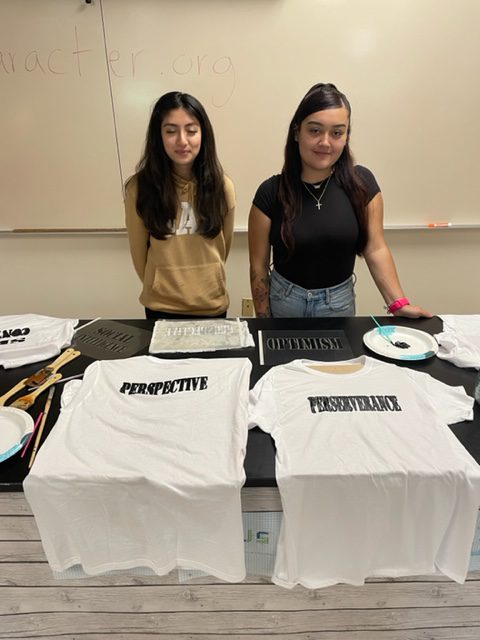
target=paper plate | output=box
[0,407,34,463]
[363,326,438,361]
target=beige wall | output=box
[0,229,478,319]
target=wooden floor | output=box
[1,490,480,639]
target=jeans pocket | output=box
[269,273,288,301]
[329,281,355,312]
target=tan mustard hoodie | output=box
[125,174,235,315]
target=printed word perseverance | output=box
[308,395,402,413]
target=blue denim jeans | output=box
[269,269,356,318]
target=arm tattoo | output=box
[250,268,271,317]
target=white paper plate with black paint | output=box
[363,326,438,361]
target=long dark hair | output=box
[278,83,369,254]
[127,91,228,240]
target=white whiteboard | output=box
[1,0,479,230]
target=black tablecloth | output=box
[1,316,478,490]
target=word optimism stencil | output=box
[258,330,353,366]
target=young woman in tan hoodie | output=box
[125,91,235,319]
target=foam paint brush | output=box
[25,348,80,388]
[9,374,62,411]
[370,316,410,349]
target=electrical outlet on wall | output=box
[242,298,254,317]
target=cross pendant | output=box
[316,202,322,210]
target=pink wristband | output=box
[387,297,410,314]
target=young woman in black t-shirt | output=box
[248,83,431,319]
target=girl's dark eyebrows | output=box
[162,121,198,128]
[305,120,347,128]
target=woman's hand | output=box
[393,304,433,319]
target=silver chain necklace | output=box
[302,173,332,210]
